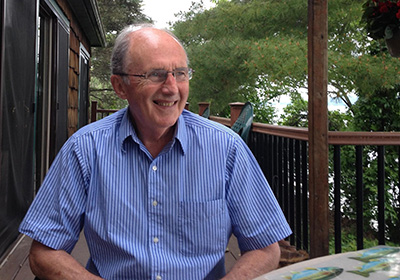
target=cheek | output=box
[137,79,151,88]
[180,84,190,98]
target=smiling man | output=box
[19,25,291,280]
[110,27,190,158]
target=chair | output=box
[201,106,210,119]
[231,102,253,143]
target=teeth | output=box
[158,102,175,107]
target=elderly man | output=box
[20,24,291,280]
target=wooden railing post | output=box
[91,101,97,123]
[308,0,329,258]
[198,102,210,116]
[229,102,245,127]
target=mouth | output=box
[154,101,177,107]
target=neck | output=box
[140,127,175,158]
[130,115,176,158]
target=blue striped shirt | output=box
[19,108,291,279]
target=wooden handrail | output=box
[91,101,119,123]
[209,115,400,146]
[328,131,400,146]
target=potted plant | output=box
[361,0,400,56]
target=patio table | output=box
[254,245,400,280]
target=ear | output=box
[111,75,128,100]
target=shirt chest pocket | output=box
[179,199,227,256]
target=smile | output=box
[155,101,176,107]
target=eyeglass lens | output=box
[147,68,192,83]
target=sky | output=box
[142,0,215,28]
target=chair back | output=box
[231,102,253,143]
[201,106,210,119]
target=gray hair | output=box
[110,24,188,77]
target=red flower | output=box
[379,3,389,13]
[397,0,400,6]
[397,9,400,18]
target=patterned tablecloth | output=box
[254,246,400,280]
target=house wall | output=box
[0,0,37,259]
[0,0,96,260]
[56,0,91,136]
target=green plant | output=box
[361,0,400,39]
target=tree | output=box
[90,0,151,109]
[172,0,400,247]
[351,87,400,243]
[171,0,400,120]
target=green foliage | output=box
[348,87,400,244]
[172,0,308,117]
[279,92,308,127]
[328,110,352,131]
[278,92,351,130]
[352,86,400,131]
[329,226,400,254]
[89,0,151,109]
[172,0,400,119]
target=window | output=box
[34,0,69,190]
[78,44,90,128]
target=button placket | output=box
[148,159,165,280]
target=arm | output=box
[222,242,280,280]
[29,240,104,280]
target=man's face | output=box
[113,29,189,137]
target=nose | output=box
[162,73,178,92]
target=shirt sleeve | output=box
[225,137,292,252]
[19,135,89,253]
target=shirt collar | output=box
[175,112,188,155]
[118,108,187,155]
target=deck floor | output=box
[0,234,240,280]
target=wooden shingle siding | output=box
[55,0,92,136]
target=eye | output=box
[175,70,186,77]
[148,70,164,77]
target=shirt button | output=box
[152,165,157,171]
[156,276,162,280]
[153,237,159,243]
[152,200,158,206]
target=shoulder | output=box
[61,108,127,153]
[73,108,126,138]
[181,109,240,139]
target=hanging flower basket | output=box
[386,27,400,57]
[362,0,400,56]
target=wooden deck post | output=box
[308,0,329,258]
[229,102,244,127]
[91,101,97,123]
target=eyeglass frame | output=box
[114,67,194,83]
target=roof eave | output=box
[66,0,106,47]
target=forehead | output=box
[127,29,187,70]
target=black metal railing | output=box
[245,122,400,254]
[248,132,309,251]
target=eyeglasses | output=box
[115,67,193,83]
